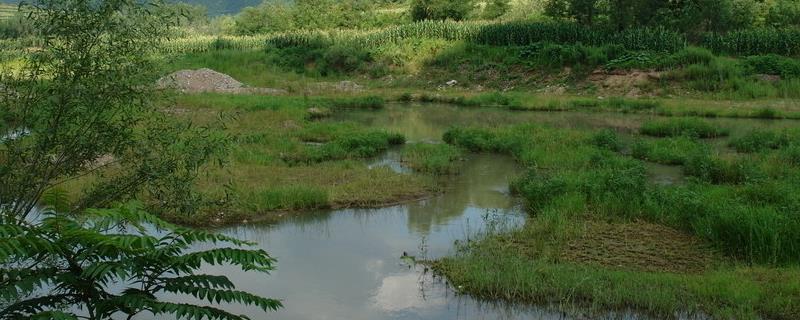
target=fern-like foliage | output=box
[0,202,282,320]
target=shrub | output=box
[744,54,800,79]
[318,45,372,75]
[410,0,475,21]
[640,118,729,138]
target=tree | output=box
[410,0,475,21]
[0,0,228,223]
[0,0,280,318]
[0,203,282,320]
[482,0,510,20]
[544,0,602,25]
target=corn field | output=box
[473,22,686,52]
[266,21,687,52]
[264,20,489,49]
[703,28,800,56]
[0,4,16,20]
[159,35,272,54]
[157,21,800,57]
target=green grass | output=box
[729,129,800,153]
[105,92,438,225]
[435,121,800,318]
[443,123,800,264]
[401,143,462,175]
[631,136,709,165]
[243,185,329,212]
[640,118,729,138]
[434,250,800,319]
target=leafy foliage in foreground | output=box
[0,203,281,320]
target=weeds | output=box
[631,136,708,165]
[729,129,796,153]
[640,118,729,138]
[401,143,463,175]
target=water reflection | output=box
[147,104,785,319]
[146,153,539,320]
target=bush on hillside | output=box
[410,0,475,21]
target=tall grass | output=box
[729,129,799,153]
[443,123,800,265]
[631,136,709,165]
[244,185,329,212]
[639,118,729,138]
[401,143,462,175]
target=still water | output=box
[144,153,593,320]
[150,104,793,319]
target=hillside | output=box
[0,0,262,15]
[170,0,262,15]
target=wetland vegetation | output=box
[3,0,800,319]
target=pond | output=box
[152,104,797,319]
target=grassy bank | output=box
[58,93,440,226]
[432,120,800,318]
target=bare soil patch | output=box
[588,69,663,97]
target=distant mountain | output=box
[0,1,265,16]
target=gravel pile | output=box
[157,68,286,95]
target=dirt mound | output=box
[158,68,286,95]
[588,69,662,97]
[561,221,715,274]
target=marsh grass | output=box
[729,129,799,153]
[433,249,800,319]
[443,123,800,263]
[436,121,800,318]
[244,185,329,212]
[400,143,463,175]
[162,93,439,224]
[683,153,763,185]
[631,136,709,165]
[640,118,729,138]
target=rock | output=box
[446,80,458,87]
